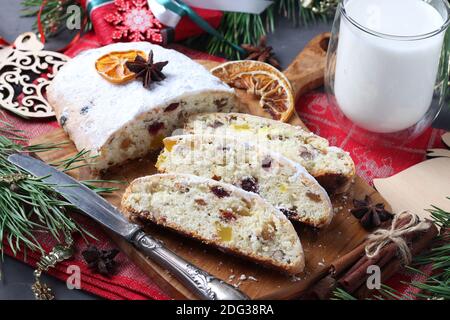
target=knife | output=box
[8,154,249,300]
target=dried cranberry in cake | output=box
[147,121,164,135]
[241,176,259,193]
[194,198,207,206]
[220,209,236,222]
[214,98,228,111]
[120,137,132,150]
[212,175,222,181]
[261,156,272,168]
[306,191,321,202]
[164,102,179,112]
[210,186,230,198]
[280,207,298,219]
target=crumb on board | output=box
[228,274,258,287]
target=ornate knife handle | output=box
[131,230,249,300]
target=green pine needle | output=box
[21,0,90,37]
[331,288,357,300]
[0,117,119,256]
[206,0,333,59]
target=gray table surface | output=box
[0,0,449,300]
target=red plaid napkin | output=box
[3,32,444,299]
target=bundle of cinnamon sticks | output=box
[305,214,438,299]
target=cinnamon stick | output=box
[302,275,337,300]
[339,244,397,293]
[333,217,411,278]
[354,222,438,298]
[330,242,366,277]
[310,216,438,299]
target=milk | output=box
[334,0,445,133]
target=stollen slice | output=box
[184,113,355,194]
[121,173,305,274]
[156,134,333,228]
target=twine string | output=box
[365,211,431,265]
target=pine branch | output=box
[0,116,119,256]
[207,0,335,59]
[332,288,357,300]
[207,12,269,59]
[21,0,90,38]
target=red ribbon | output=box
[37,0,47,44]
[0,37,9,46]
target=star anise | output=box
[351,195,393,230]
[125,50,168,88]
[241,36,281,69]
[82,245,119,277]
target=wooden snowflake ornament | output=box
[0,32,69,118]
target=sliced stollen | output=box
[156,134,333,227]
[47,42,237,172]
[184,113,355,194]
[121,173,305,274]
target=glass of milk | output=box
[325,0,450,144]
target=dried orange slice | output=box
[211,60,294,122]
[95,50,146,84]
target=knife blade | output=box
[7,153,249,300]
[8,153,139,239]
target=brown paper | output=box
[442,132,450,148]
[373,157,450,224]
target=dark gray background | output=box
[0,0,448,300]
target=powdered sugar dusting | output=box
[47,42,233,152]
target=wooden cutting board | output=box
[31,34,388,300]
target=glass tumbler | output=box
[325,0,450,145]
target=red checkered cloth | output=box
[3,32,445,300]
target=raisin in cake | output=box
[121,173,304,274]
[47,42,236,172]
[156,134,333,227]
[184,113,355,194]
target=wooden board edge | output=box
[106,230,197,300]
